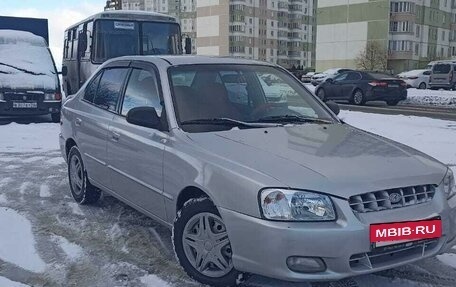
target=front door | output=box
[106,63,168,220]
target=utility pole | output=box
[104,0,122,11]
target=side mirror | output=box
[61,66,68,77]
[326,78,334,83]
[126,107,162,129]
[185,37,192,54]
[326,101,340,115]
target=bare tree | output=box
[355,41,388,71]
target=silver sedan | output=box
[59,56,456,286]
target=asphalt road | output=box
[338,101,456,121]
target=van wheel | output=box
[350,89,365,105]
[51,112,60,123]
[67,146,101,205]
[173,197,246,287]
[418,82,426,89]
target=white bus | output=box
[62,10,186,95]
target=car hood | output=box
[185,124,447,198]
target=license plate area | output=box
[388,84,399,88]
[370,219,442,248]
[13,102,37,108]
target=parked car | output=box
[429,61,456,90]
[311,68,352,86]
[0,30,61,122]
[315,70,407,106]
[60,56,455,287]
[398,69,430,89]
[301,71,315,83]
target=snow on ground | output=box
[140,274,173,287]
[0,123,59,153]
[0,207,46,273]
[50,235,83,261]
[403,88,456,108]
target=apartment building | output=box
[316,0,456,73]
[118,0,317,69]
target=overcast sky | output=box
[3,0,104,68]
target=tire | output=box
[67,146,101,205]
[316,88,326,101]
[350,89,365,105]
[386,99,400,106]
[173,197,245,287]
[418,82,426,89]
[51,112,61,123]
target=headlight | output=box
[260,189,336,221]
[443,169,456,200]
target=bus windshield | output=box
[93,20,181,63]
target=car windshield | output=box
[433,64,451,74]
[93,20,181,62]
[169,64,337,133]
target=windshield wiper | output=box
[181,118,280,129]
[255,115,333,125]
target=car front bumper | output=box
[220,194,456,282]
[0,100,61,116]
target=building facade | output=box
[117,0,317,70]
[316,0,456,73]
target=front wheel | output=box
[173,197,245,287]
[316,88,326,101]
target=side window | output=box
[83,72,102,103]
[121,68,162,116]
[334,73,348,81]
[423,70,431,76]
[93,68,129,111]
[346,72,362,81]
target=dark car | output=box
[315,71,407,106]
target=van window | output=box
[93,68,129,111]
[121,69,162,116]
[433,64,451,74]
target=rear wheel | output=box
[316,88,326,101]
[51,112,60,123]
[418,82,426,89]
[67,146,101,205]
[350,89,365,105]
[173,197,245,287]
[386,99,401,106]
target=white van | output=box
[429,61,456,90]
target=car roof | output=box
[109,55,274,67]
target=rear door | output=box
[340,72,363,100]
[106,61,168,220]
[75,63,130,188]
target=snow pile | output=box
[0,276,30,287]
[0,207,46,273]
[401,88,456,108]
[0,30,58,91]
[0,123,60,153]
[140,274,173,287]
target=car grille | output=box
[349,185,436,213]
[5,92,44,101]
[349,239,439,271]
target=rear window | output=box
[433,64,451,74]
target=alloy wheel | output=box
[69,155,84,196]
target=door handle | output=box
[111,131,120,142]
[75,118,82,126]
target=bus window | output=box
[142,22,181,55]
[93,20,140,63]
[70,28,78,59]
